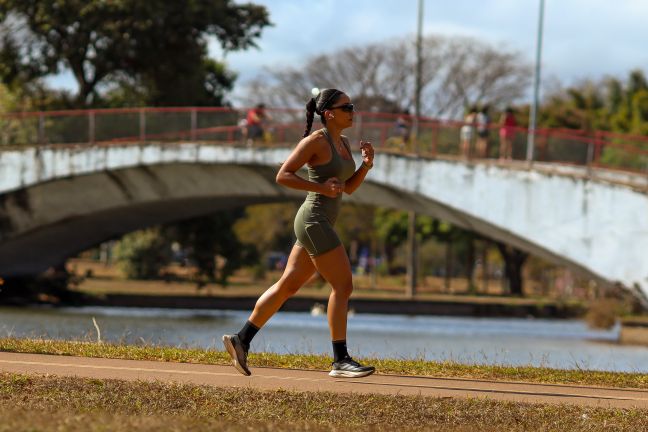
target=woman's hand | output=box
[360,140,374,167]
[320,177,344,198]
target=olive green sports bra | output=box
[303,128,356,223]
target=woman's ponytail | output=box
[303,97,317,137]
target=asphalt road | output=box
[1,352,647,409]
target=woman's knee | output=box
[331,281,353,298]
[276,273,307,297]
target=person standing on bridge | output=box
[498,107,517,160]
[460,106,478,158]
[245,103,270,146]
[223,88,376,378]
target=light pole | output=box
[526,0,545,163]
[407,0,424,298]
[412,0,424,152]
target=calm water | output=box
[2,305,648,373]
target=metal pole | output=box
[412,0,424,153]
[88,111,95,144]
[406,0,424,298]
[38,114,45,145]
[406,210,418,298]
[190,108,197,141]
[139,109,146,143]
[526,0,545,163]
[586,141,594,178]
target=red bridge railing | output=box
[1,106,647,177]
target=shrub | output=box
[114,229,170,279]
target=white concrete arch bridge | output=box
[0,107,646,301]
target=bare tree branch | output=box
[240,34,531,119]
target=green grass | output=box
[622,315,648,325]
[2,337,648,389]
[1,372,647,432]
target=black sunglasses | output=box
[328,103,355,113]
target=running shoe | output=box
[222,334,251,376]
[329,356,375,378]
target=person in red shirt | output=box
[498,107,517,160]
[245,103,268,145]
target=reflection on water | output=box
[1,305,647,373]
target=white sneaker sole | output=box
[328,369,375,378]
[222,335,251,376]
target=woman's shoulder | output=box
[298,129,328,150]
[306,129,328,143]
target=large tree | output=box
[164,211,258,287]
[495,242,529,296]
[538,69,648,169]
[540,69,648,135]
[0,0,271,106]
[234,203,298,258]
[241,35,531,119]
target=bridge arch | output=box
[0,143,647,300]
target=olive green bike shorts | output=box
[294,204,341,257]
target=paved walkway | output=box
[1,352,648,409]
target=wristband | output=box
[362,161,373,170]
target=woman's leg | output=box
[310,244,353,341]
[248,244,316,328]
[461,138,470,159]
[223,244,315,376]
[476,137,487,158]
[312,244,375,377]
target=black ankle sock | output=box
[332,340,349,362]
[237,320,260,351]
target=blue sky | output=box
[50,0,648,101]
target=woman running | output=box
[223,88,376,378]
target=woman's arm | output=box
[344,164,371,194]
[344,140,375,195]
[276,135,343,198]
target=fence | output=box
[1,106,647,176]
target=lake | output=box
[1,305,647,373]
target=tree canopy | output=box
[538,69,648,168]
[0,0,271,107]
[241,34,531,118]
[540,70,648,134]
